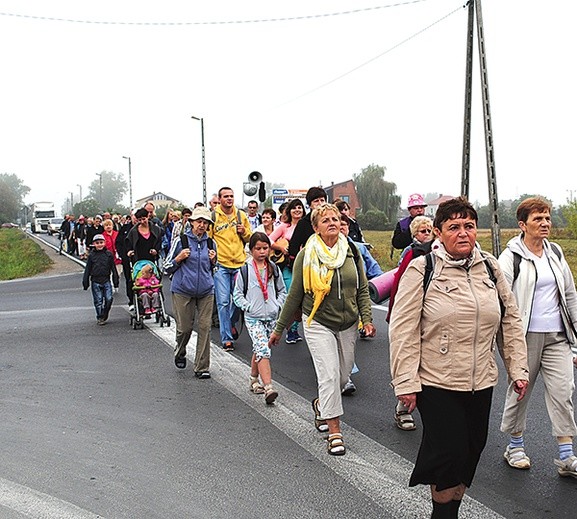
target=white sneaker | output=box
[504,445,531,469]
[554,455,577,478]
[128,305,135,312]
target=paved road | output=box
[3,233,573,518]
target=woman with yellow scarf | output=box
[269,204,376,455]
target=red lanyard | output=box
[252,261,269,301]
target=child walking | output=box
[233,232,287,404]
[83,234,119,325]
[133,263,161,314]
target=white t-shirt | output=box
[527,250,563,333]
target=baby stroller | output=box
[129,259,171,330]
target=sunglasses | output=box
[418,229,432,234]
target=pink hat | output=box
[407,193,427,208]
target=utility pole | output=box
[460,0,501,256]
[122,156,133,209]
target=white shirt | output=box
[527,250,563,333]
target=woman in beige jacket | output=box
[389,196,529,519]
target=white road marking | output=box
[0,477,104,518]
[149,321,505,519]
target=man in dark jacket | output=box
[83,234,119,325]
[116,212,137,307]
[391,193,427,250]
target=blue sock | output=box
[509,435,524,449]
[558,443,574,461]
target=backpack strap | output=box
[423,253,435,297]
[512,251,522,285]
[240,264,249,298]
[550,242,562,261]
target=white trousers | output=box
[303,315,358,420]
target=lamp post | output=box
[96,172,102,209]
[122,156,133,209]
[77,184,82,203]
[191,115,207,205]
[70,192,74,213]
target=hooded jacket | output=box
[164,228,215,298]
[232,258,287,320]
[498,235,577,353]
[208,205,251,269]
[389,247,529,396]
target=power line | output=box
[0,1,429,26]
[277,3,466,106]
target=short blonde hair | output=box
[410,216,433,237]
[103,218,113,229]
[311,203,339,229]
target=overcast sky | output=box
[1,0,575,213]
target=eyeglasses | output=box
[418,229,432,234]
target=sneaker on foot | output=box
[554,455,577,478]
[194,371,211,379]
[504,445,531,469]
[285,331,297,344]
[342,379,356,396]
[223,342,234,352]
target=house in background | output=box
[324,180,361,217]
[425,194,456,218]
[134,192,180,211]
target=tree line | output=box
[2,168,576,238]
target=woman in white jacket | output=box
[499,196,577,478]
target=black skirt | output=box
[409,385,493,491]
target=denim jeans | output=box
[213,265,240,345]
[91,281,113,319]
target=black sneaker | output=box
[194,371,211,379]
[223,342,234,352]
[174,356,187,369]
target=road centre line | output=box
[148,322,505,519]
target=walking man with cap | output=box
[391,193,428,251]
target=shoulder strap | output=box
[550,242,562,261]
[240,264,249,297]
[512,251,522,284]
[423,253,435,296]
[347,239,360,265]
[480,252,505,317]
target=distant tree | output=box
[356,209,389,231]
[87,171,127,213]
[73,198,100,218]
[562,201,577,238]
[353,164,400,225]
[0,173,30,223]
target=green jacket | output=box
[274,245,373,333]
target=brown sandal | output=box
[311,398,329,432]
[264,384,278,405]
[327,433,346,456]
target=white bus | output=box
[29,202,56,233]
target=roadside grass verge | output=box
[0,229,53,280]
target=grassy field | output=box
[0,228,53,280]
[364,228,577,279]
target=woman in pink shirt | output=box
[268,198,305,343]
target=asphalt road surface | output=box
[1,233,574,518]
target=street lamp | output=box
[191,115,207,205]
[122,156,133,209]
[77,184,82,203]
[95,172,102,209]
